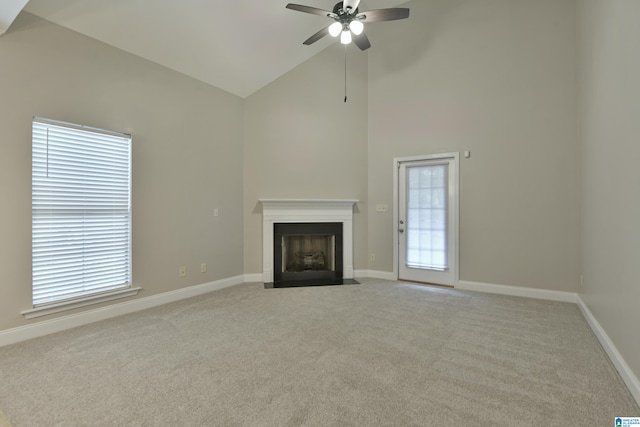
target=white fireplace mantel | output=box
[259,199,358,283]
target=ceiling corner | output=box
[0,0,29,35]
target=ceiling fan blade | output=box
[352,32,371,51]
[286,4,337,19]
[357,8,410,22]
[303,27,330,45]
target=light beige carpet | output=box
[0,279,638,426]
[0,410,13,427]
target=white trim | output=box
[456,280,577,303]
[21,287,142,319]
[259,199,359,208]
[353,269,368,279]
[243,273,263,283]
[1,276,244,347]
[393,153,460,286]
[359,270,397,281]
[33,116,131,138]
[576,295,640,405]
[259,199,358,283]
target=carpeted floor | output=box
[0,410,12,427]
[0,279,638,426]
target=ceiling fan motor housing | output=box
[333,2,359,19]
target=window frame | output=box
[24,117,139,318]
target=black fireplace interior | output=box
[269,222,358,288]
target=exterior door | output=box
[396,154,458,286]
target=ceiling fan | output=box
[286,0,410,51]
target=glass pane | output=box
[405,164,448,271]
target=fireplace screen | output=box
[282,234,335,273]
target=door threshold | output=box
[398,279,454,289]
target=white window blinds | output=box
[32,117,132,307]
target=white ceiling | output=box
[0,0,28,35]
[12,0,406,98]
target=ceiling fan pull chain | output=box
[344,44,348,103]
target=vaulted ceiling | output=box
[2,0,405,97]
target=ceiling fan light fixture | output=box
[340,29,352,45]
[286,2,410,51]
[328,22,342,37]
[349,20,364,35]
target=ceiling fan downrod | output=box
[285,1,410,102]
[344,44,348,103]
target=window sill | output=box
[21,287,142,320]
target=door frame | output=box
[393,152,460,285]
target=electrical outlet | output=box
[201,263,207,273]
[369,254,375,262]
[179,266,186,278]
[214,208,219,217]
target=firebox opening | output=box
[273,222,344,285]
[282,234,335,273]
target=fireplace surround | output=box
[259,199,358,285]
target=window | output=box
[406,164,448,271]
[31,117,132,307]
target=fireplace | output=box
[259,199,358,286]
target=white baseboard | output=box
[456,280,577,303]
[358,270,397,281]
[0,275,245,348]
[357,274,579,303]
[576,295,640,406]
[243,273,263,283]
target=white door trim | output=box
[393,153,460,285]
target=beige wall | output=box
[243,44,369,276]
[577,0,640,382]
[0,13,244,330]
[367,0,579,291]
